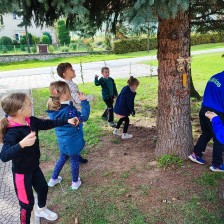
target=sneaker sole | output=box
[188,155,204,165]
[34,213,58,221]
[48,176,62,187]
[209,166,224,172]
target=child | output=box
[205,111,224,172]
[113,76,139,139]
[0,92,77,223]
[46,81,90,190]
[188,71,224,172]
[57,62,92,164]
[94,66,118,127]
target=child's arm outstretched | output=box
[0,132,36,162]
[94,75,101,86]
[32,116,78,131]
[77,92,90,122]
[205,111,224,144]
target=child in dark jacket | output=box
[205,111,224,172]
[0,93,77,224]
[94,66,118,127]
[113,76,139,139]
[47,81,90,190]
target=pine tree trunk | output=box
[25,25,31,53]
[156,10,193,159]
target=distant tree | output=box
[0,36,13,50]
[41,35,50,44]
[57,20,70,45]
[43,32,52,44]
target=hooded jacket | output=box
[0,116,68,174]
[47,100,90,156]
[114,85,136,116]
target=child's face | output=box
[20,97,32,117]
[63,66,76,80]
[130,84,138,92]
[101,69,110,78]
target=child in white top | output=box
[57,62,92,164]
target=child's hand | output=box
[78,92,87,101]
[19,131,36,148]
[68,117,79,126]
[205,111,218,121]
[95,75,99,78]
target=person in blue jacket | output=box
[46,81,90,190]
[0,92,78,223]
[113,76,139,139]
[188,71,224,172]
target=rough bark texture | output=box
[156,11,193,159]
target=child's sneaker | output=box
[109,122,117,127]
[113,128,122,136]
[122,133,133,139]
[48,176,62,187]
[188,153,205,165]
[35,206,58,221]
[209,164,224,172]
[71,180,82,190]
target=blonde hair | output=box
[47,81,70,111]
[0,92,27,143]
[127,76,139,86]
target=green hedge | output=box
[113,33,224,54]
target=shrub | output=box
[33,35,40,44]
[60,46,69,52]
[48,45,54,53]
[69,43,77,51]
[57,20,70,45]
[41,35,50,44]
[0,36,13,51]
[31,45,37,53]
[2,46,8,53]
[43,32,52,44]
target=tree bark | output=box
[156,10,193,159]
[25,25,31,53]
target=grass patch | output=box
[157,154,183,167]
[195,172,224,186]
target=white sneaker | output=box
[48,176,62,187]
[35,206,58,221]
[71,180,82,190]
[113,128,122,136]
[122,133,133,139]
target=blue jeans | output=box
[52,153,79,182]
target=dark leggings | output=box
[13,167,48,224]
[116,116,129,133]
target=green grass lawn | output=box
[32,51,224,224]
[0,42,223,72]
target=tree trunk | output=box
[25,25,31,53]
[156,10,193,159]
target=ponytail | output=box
[47,81,70,111]
[127,76,139,86]
[0,117,9,143]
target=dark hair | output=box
[0,92,27,143]
[57,63,72,78]
[47,81,70,111]
[101,66,109,73]
[127,76,139,86]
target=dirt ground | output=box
[40,118,224,224]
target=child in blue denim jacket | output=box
[46,81,90,189]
